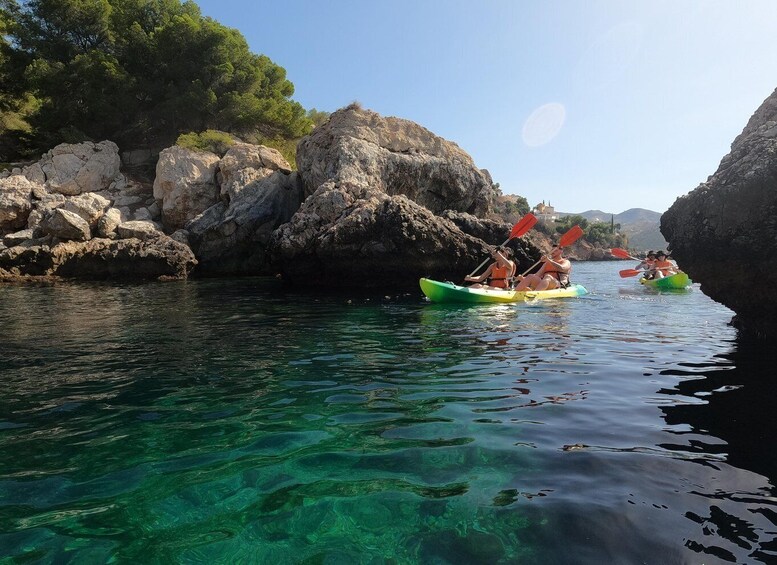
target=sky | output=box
[196,0,777,214]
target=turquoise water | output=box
[1,262,776,563]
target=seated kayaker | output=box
[651,250,677,279]
[514,245,571,291]
[464,247,515,289]
[635,250,656,279]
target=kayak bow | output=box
[420,278,588,304]
[639,272,692,289]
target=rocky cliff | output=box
[662,88,777,339]
[0,141,196,280]
[1,105,537,287]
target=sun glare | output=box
[522,102,566,147]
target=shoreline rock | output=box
[662,87,777,340]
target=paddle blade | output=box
[509,213,538,239]
[619,269,643,278]
[610,248,634,259]
[559,225,584,247]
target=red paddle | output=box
[466,213,538,278]
[519,224,584,277]
[619,268,645,278]
[610,248,639,261]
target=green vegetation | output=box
[553,214,627,248]
[176,130,235,156]
[490,183,531,224]
[0,0,316,160]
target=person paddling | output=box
[464,247,516,289]
[514,245,571,291]
[635,250,657,279]
[651,250,677,279]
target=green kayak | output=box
[419,278,588,304]
[639,272,692,289]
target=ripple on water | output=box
[3,267,775,563]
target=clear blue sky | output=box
[197,0,777,214]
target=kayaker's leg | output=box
[534,275,558,292]
[515,274,540,290]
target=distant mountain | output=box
[558,208,668,252]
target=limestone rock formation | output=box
[187,170,303,274]
[153,146,220,230]
[0,140,192,280]
[42,209,91,241]
[270,182,493,287]
[271,105,504,287]
[0,236,196,280]
[28,140,121,195]
[296,104,497,215]
[662,87,777,339]
[0,175,34,231]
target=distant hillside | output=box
[557,208,668,252]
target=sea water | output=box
[1,262,775,563]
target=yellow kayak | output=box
[419,278,588,304]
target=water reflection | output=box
[660,337,777,563]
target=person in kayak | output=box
[464,247,516,289]
[635,250,657,278]
[514,245,571,291]
[651,250,677,279]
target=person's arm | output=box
[465,263,494,283]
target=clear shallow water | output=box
[1,262,776,564]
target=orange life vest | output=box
[655,259,674,276]
[489,264,511,288]
[543,260,570,286]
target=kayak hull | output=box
[419,278,588,304]
[639,272,692,289]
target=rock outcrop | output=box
[296,104,496,215]
[153,146,220,230]
[0,237,196,280]
[662,88,777,339]
[270,182,495,287]
[270,105,504,287]
[0,141,194,280]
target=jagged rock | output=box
[41,208,91,241]
[187,170,303,273]
[0,175,35,232]
[170,229,190,245]
[34,141,121,195]
[662,87,777,339]
[296,104,497,216]
[219,142,292,189]
[441,210,536,269]
[96,207,126,239]
[62,193,111,228]
[117,220,164,241]
[153,146,220,230]
[51,238,196,279]
[0,236,196,279]
[133,207,152,221]
[269,182,491,288]
[3,228,35,247]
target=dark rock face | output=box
[0,236,197,280]
[662,88,777,339]
[270,183,494,288]
[187,171,304,274]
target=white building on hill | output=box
[533,201,558,223]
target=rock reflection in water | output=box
[660,338,777,563]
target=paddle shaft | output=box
[466,213,538,279]
[518,224,584,278]
[467,237,513,278]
